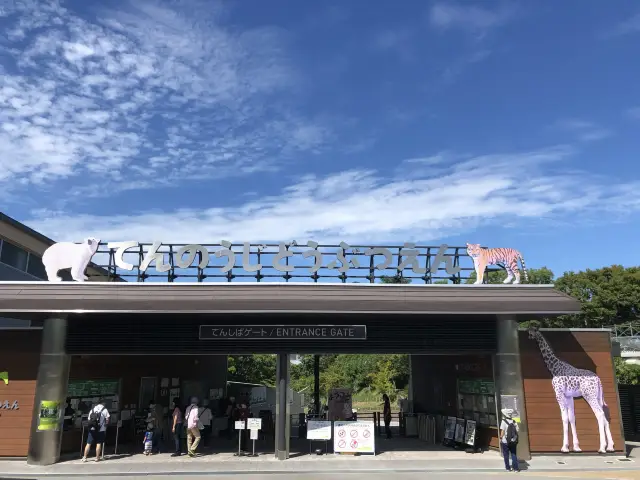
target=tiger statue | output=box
[466,243,529,285]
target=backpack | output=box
[506,421,519,446]
[88,405,104,430]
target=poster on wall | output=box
[444,416,457,440]
[500,395,521,423]
[333,421,375,454]
[37,401,62,431]
[464,420,477,446]
[328,388,353,421]
[454,418,466,443]
[307,420,332,440]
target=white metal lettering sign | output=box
[234,420,246,430]
[333,421,375,454]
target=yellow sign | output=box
[0,372,7,385]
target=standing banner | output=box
[454,418,466,443]
[444,416,456,440]
[464,419,477,446]
[333,421,375,454]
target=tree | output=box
[553,266,640,328]
[614,358,640,385]
[465,266,555,285]
[380,274,411,284]
[227,355,277,386]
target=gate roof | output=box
[0,282,581,319]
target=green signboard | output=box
[458,379,495,395]
[67,380,119,398]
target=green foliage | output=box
[289,354,409,405]
[553,266,640,328]
[227,355,277,386]
[614,358,640,385]
[465,266,555,285]
[380,275,411,284]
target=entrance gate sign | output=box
[199,325,367,340]
[334,421,375,454]
[105,241,463,279]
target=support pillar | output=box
[313,355,320,415]
[275,353,290,461]
[27,317,70,466]
[495,315,531,460]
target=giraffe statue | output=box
[528,327,614,453]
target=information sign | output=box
[333,421,375,454]
[67,380,119,398]
[247,418,262,430]
[235,420,246,430]
[250,429,258,440]
[307,420,332,440]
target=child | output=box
[143,423,154,455]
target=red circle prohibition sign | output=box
[350,440,358,449]
[338,440,346,448]
[350,430,358,438]
[338,429,346,438]
[363,430,371,438]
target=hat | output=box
[501,408,513,419]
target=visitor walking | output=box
[500,408,520,472]
[382,394,392,439]
[170,398,183,457]
[185,397,202,457]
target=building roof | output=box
[0,282,581,319]
[0,211,120,281]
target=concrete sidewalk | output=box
[0,451,636,478]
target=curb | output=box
[2,466,639,478]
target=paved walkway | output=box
[0,449,636,478]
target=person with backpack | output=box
[185,397,202,457]
[500,408,520,472]
[82,398,110,462]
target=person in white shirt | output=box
[82,399,110,462]
[499,408,520,472]
[199,399,213,448]
[185,397,201,457]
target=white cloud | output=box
[553,119,612,143]
[607,13,640,37]
[627,107,640,119]
[0,0,334,193]
[428,3,516,34]
[23,145,640,244]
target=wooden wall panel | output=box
[520,330,625,453]
[0,330,41,457]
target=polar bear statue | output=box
[41,237,100,282]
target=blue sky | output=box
[1,0,640,279]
